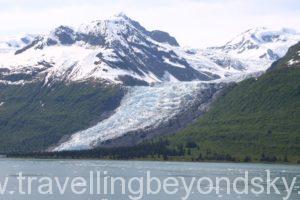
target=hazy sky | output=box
[1,0,300,47]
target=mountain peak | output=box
[14,13,180,53]
[113,12,131,20]
[227,27,299,46]
[211,27,300,58]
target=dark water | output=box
[0,158,299,199]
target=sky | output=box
[0,0,300,47]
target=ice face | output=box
[53,81,217,151]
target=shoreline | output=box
[5,154,299,165]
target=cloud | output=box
[0,0,299,47]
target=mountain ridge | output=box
[1,14,299,86]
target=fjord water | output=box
[0,159,299,199]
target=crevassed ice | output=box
[53,81,214,151]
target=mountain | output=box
[0,14,220,86]
[1,16,299,86]
[52,26,300,151]
[0,14,300,153]
[148,42,300,163]
[205,27,300,72]
[44,42,300,162]
[26,53,300,162]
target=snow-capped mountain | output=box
[0,14,221,86]
[1,14,300,152]
[205,27,300,73]
[2,15,299,86]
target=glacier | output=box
[53,80,226,151]
[53,70,263,151]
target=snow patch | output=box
[162,71,179,82]
[163,57,186,68]
[288,59,299,66]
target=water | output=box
[0,158,299,199]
